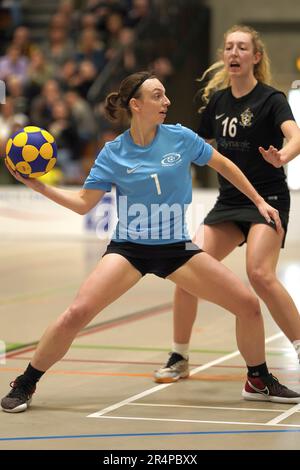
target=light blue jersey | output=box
[84,124,213,244]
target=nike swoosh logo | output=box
[127,164,142,174]
[215,113,225,120]
[247,380,270,396]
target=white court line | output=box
[98,415,300,428]
[87,331,284,418]
[128,402,294,413]
[267,403,300,425]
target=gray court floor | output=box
[1,238,300,450]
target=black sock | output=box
[22,363,45,386]
[247,362,269,378]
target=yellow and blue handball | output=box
[5,126,57,178]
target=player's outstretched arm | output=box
[5,159,105,215]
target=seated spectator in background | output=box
[25,49,54,101]
[118,27,137,73]
[57,59,78,91]
[150,56,173,84]
[71,59,98,98]
[126,0,151,28]
[104,10,125,58]
[65,89,97,144]
[80,12,98,31]
[48,99,82,184]
[75,28,107,72]
[30,79,62,129]
[41,26,74,75]
[6,75,28,115]
[11,26,37,58]
[0,44,28,84]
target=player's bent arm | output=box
[280,120,300,164]
[207,149,282,232]
[37,185,106,215]
[207,148,263,206]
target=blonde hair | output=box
[198,25,271,108]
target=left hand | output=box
[259,145,284,168]
[256,199,283,235]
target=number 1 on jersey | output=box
[151,173,162,195]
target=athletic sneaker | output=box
[153,352,189,383]
[1,376,36,413]
[242,374,300,404]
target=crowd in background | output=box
[0,0,174,184]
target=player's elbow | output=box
[76,205,89,216]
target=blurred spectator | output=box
[25,49,54,101]
[65,89,97,143]
[126,0,151,28]
[76,28,106,72]
[0,0,22,31]
[11,26,37,57]
[0,96,28,156]
[41,27,74,75]
[104,11,124,57]
[6,75,27,114]
[49,13,71,32]
[113,26,137,72]
[58,59,78,90]
[48,99,83,184]
[80,12,98,31]
[65,89,98,174]
[30,79,62,128]
[0,44,28,84]
[71,59,98,98]
[150,56,173,83]
[57,0,82,32]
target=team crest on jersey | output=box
[239,108,254,128]
[161,153,182,166]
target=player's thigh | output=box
[168,252,256,315]
[194,222,244,260]
[74,253,142,314]
[246,224,282,275]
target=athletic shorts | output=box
[204,202,289,248]
[103,240,203,278]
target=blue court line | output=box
[1,429,300,441]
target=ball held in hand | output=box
[5,126,57,178]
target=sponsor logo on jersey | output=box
[127,164,143,174]
[161,153,182,166]
[215,113,225,120]
[239,107,254,127]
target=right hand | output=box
[4,158,45,192]
[256,198,283,236]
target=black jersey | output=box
[198,82,295,206]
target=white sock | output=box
[172,342,189,360]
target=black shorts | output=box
[103,240,203,278]
[204,202,289,248]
